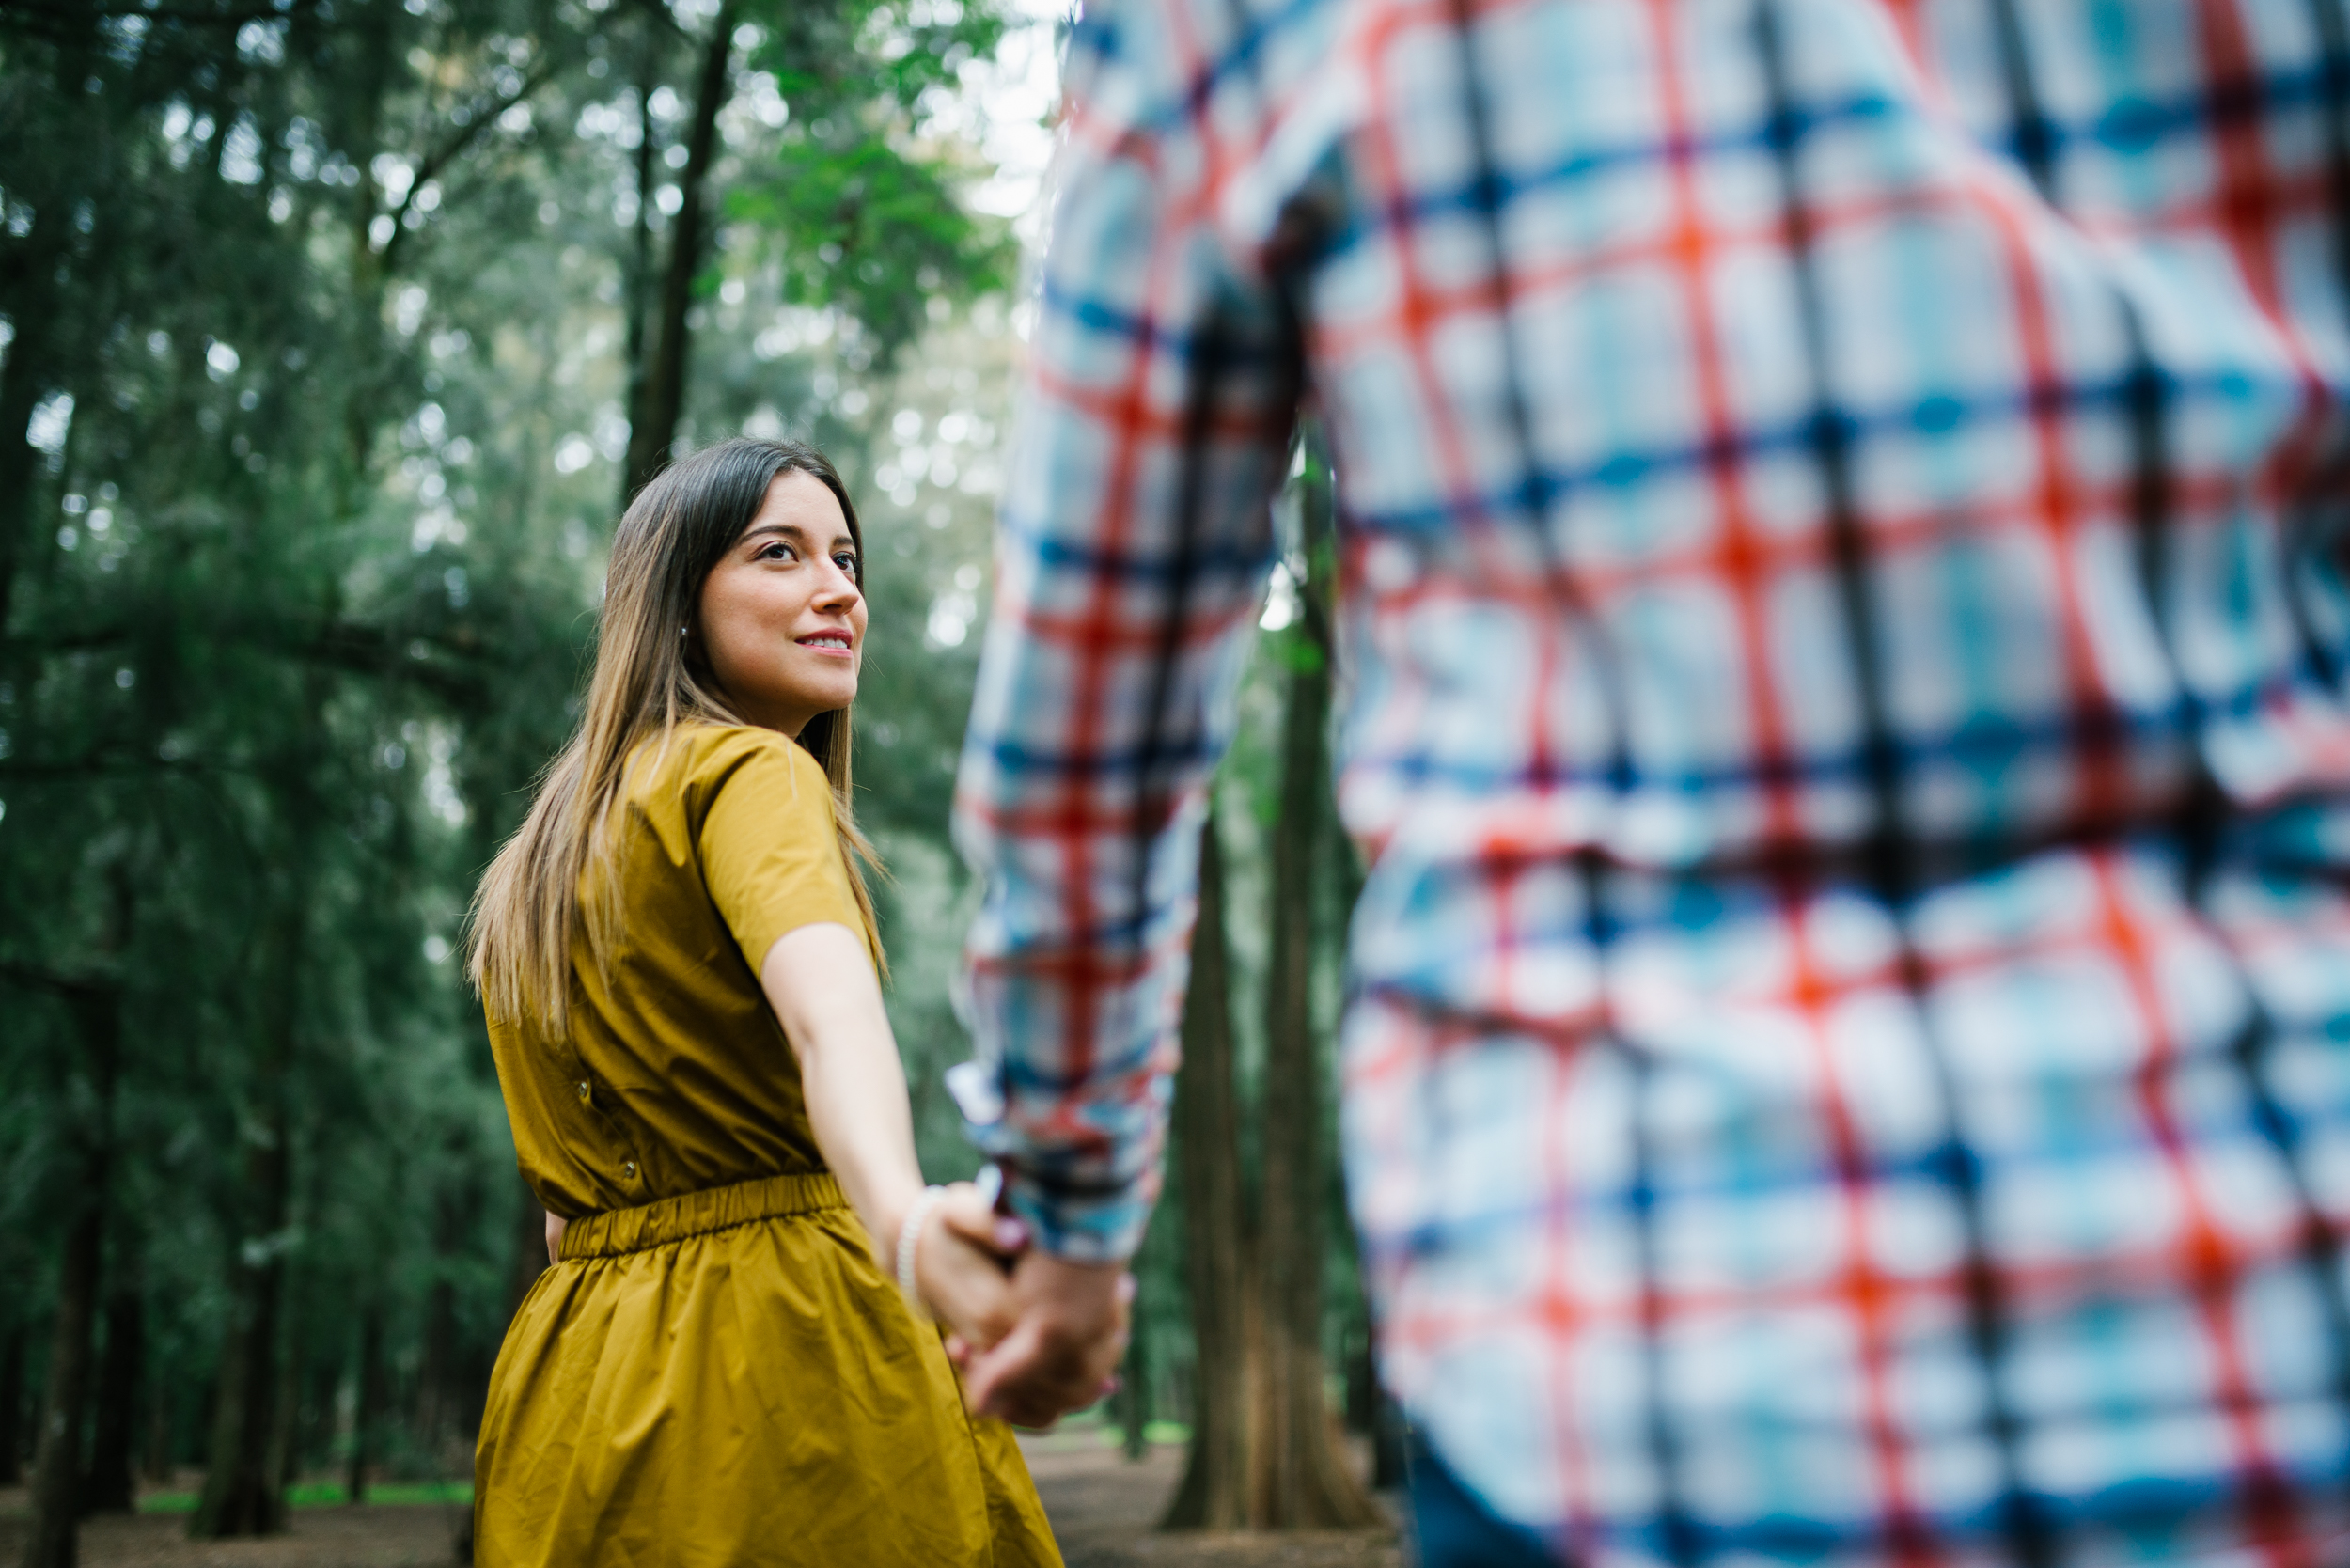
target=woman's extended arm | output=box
[760,921,1020,1346]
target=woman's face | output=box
[696,469,867,738]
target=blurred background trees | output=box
[0,0,1388,1558]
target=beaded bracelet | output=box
[896,1184,948,1317]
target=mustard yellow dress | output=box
[474,723,1060,1567]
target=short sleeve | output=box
[698,738,870,977]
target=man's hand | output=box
[958,1251,1132,1428]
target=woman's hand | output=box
[913,1183,1027,1357]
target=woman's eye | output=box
[759,542,795,562]
[835,555,859,579]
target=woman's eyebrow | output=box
[740,521,855,551]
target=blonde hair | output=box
[469,438,885,1040]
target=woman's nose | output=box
[813,559,861,606]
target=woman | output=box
[467,438,1060,1566]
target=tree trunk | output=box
[142,1374,174,1486]
[1161,813,1254,1529]
[337,0,398,479]
[24,979,122,1568]
[1120,1324,1152,1462]
[412,1166,473,1468]
[25,1205,102,1568]
[0,11,96,638]
[191,902,301,1539]
[1248,429,1383,1530]
[1345,1320,1407,1492]
[189,1118,289,1538]
[268,1290,306,1493]
[1324,507,1401,1498]
[0,244,61,635]
[0,1325,24,1487]
[80,1262,142,1514]
[344,1309,382,1506]
[620,1,739,498]
[414,1282,456,1464]
[618,14,663,515]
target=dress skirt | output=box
[474,1172,1061,1566]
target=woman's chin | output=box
[784,680,857,718]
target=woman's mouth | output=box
[798,634,854,656]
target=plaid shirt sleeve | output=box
[952,0,2350,1555]
[948,3,1301,1262]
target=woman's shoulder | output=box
[644,723,830,827]
[674,721,820,770]
[629,722,818,785]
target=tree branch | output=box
[376,53,569,276]
[1,619,492,704]
[0,1,290,33]
[299,621,489,706]
[0,958,121,999]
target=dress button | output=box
[622,1161,637,1180]
[576,1081,590,1103]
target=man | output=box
[952,1,2350,1563]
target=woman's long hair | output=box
[469,437,885,1040]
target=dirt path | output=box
[0,1443,1404,1566]
[0,1503,465,1568]
[1026,1442,1402,1568]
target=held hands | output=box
[909,1183,1029,1353]
[958,1253,1132,1428]
[758,926,1126,1426]
[907,1191,1132,1428]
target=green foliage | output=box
[0,0,620,1506]
[731,0,1015,365]
[139,1480,474,1513]
[734,134,1010,362]
[753,0,1008,125]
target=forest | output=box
[0,0,1392,1561]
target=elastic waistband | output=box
[559,1171,846,1261]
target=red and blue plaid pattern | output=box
[954,0,2350,1560]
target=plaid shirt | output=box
[953,0,2350,1560]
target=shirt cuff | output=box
[946,1060,1153,1263]
[998,1165,1152,1264]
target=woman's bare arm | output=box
[760,921,1021,1346]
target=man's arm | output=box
[952,0,1303,1273]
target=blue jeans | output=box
[1406,1435,1563,1567]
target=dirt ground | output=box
[0,1440,1406,1567]
[1025,1442,1402,1568]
